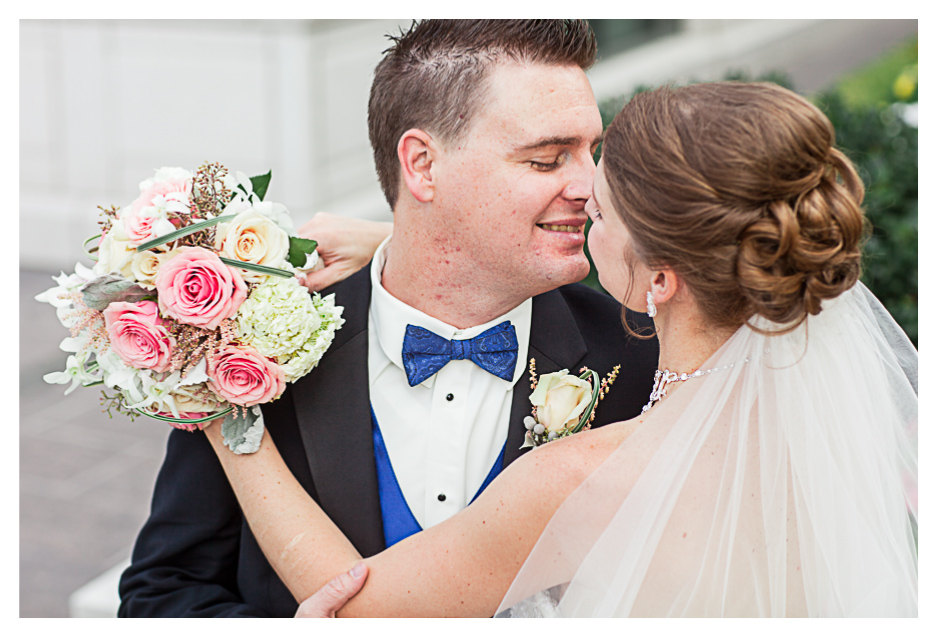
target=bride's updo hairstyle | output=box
[602,82,866,333]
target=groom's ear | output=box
[397,129,437,204]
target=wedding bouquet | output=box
[37,163,344,454]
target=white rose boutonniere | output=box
[521,360,621,449]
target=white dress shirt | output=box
[368,237,531,529]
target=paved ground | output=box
[20,268,171,617]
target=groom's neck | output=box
[380,229,528,330]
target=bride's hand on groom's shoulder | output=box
[295,562,369,618]
[296,212,392,292]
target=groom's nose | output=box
[562,152,596,204]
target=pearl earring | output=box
[646,291,657,318]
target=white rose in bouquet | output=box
[215,209,291,280]
[95,220,136,278]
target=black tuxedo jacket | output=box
[118,267,658,617]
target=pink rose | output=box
[131,177,191,216]
[208,345,285,406]
[155,247,247,330]
[103,300,175,372]
[159,413,213,432]
[123,210,175,246]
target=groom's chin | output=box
[561,255,591,284]
[530,252,591,292]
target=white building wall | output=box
[20,19,916,271]
[20,19,407,271]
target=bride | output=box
[201,81,918,617]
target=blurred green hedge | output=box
[585,45,918,346]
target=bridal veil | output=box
[497,282,917,617]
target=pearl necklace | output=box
[641,357,750,414]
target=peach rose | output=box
[157,384,223,431]
[102,300,175,372]
[155,247,247,330]
[131,248,180,290]
[215,209,290,270]
[208,345,285,406]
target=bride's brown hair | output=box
[602,82,866,333]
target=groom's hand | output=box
[295,562,369,618]
[296,212,392,292]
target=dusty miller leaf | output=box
[80,275,154,310]
[221,407,265,454]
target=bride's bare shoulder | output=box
[509,418,642,496]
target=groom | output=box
[119,19,658,617]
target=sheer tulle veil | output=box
[497,282,917,617]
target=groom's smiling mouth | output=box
[538,224,580,233]
[536,220,586,234]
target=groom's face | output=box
[432,62,603,297]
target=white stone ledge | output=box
[68,558,128,618]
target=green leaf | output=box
[571,370,600,435]
[218,257,294,278]
[287,237,319,268]
[80,275,155,310]
[135,214,235,252]
[250,171,272,202]
[136,406,233,425]
[82,234,101,262]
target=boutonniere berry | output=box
[521,359,621,449]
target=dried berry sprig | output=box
[97,205,121,236]
[100,388,137,420]
[192,161,233,219]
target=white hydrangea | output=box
[237,277,321,359]
[277,292,345,383]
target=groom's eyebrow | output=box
[514,133,604,152]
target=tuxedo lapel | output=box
[290,267,385,557]
[503,288,588,466]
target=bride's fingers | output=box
[299,263,352,292]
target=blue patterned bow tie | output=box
[401,321,519,387]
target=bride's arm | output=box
[296,213,393,292]
[203,420,609,617]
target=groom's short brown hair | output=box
[368,19,597,209]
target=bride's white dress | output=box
[497,283,918,617]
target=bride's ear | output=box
[648,269,679,307]
[397,129,437,204]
